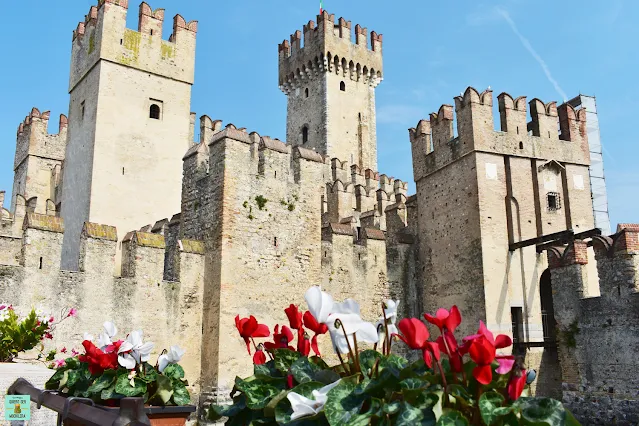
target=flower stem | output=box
[338,321,357,375]
[353,334,361,374]
[381,303,391,356]
[436,358,449,406]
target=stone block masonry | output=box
[547,226,639,425]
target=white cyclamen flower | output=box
[326,313,378,355]
[97,321,118,350]
[118,330,154,369]
[288,380,341,420]
[382,300,400,323]
[304,287,334,323]
[375,320,398,343]
[158,345,186,373]
[332,299,360,316]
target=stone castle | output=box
[0,1,636,424]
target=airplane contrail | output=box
[496,7,568,102]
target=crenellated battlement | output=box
[14,108,68,170]
[69,0,198,90]
[410,86,591,182]
[278,10,383,92]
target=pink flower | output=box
[67,308,78,318]
[71,349,80,356]
[49,316,55,323]
[60,347,67,353]
[44,333,53,340]
[53,359,66,368]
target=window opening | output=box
[547,192,561,211]
[150,29,154,35]
[302,126,309,144]
[305,88,309,98]
[519,142,524,149]
[540,269,556,344]
[39,257,43,270]
[274,237,278,247]
[122,167,125,175]
[80,101,85,119]
[150,104,161,120]
[511,307,524,354]
[340,81,346,91]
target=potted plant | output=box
[45,322,194,425]
[208,287,581,425]
[0,303,77,425]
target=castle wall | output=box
[0,219,206,402]
[548,229,639,425]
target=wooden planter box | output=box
[63,404,196,426]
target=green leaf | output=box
[313,369,341,385]
[162,363,185,380]
[395,402,425,426]
[171,379,191,406]
[383,401,401,415]
[208,395,247,421]
[400,378,429,390]
[479,391,506,425]
[254,360,281,378]
[234,377,281,410]
[517,397,567,426]
[291,357,322,384]
[65,369,82,389]
[273,349,302,374]
[100,384,125,401]
[87,370,116,394]
[447,385,474,406]
[146,374,173,406]
[324,376,367,426]
[45,368,67,389]
[380,354,408,377]
[274,381,325,424]
[138,363,159,383]
[436,409,470,426]
[359,350,382,372]
[115,373,147,397]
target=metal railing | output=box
[7,378,175,426]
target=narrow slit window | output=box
[150,29,154,36]
[340,81,346,91]
[80,101,85,120]
[39,257,43,270]
[305,88,309,98]
[302,126,309,144]
[274,237,278,247]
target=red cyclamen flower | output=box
[253,349,267,365]
[424,306,461,334]
[303,311,328,356]
[235,315,270,354]
[436,330,463,373]
[79,340,120,375]
[297,330,311,356]
[285,304,303,330]
[463,321,514,384]
[264,325,295,351]
[507,367,527,401]
[396,318,440,368]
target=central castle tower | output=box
[279,11,383,171]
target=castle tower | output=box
[279,11,383,171]
[410,88,598,396]
[11,109,67,218]
[60,0,197,272]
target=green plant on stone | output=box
[255,195,268,210]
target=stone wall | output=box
[547,226,639,425]
[0,216,206,403]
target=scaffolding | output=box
[568,95,612,236]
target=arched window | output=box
[150,104,161,120]
[302,126,309,144]
[340,81,346,92]
[305,88,309,98]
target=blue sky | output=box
[1,0,637,229]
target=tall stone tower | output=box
[278,11,383,171]
[409,88,597,396]
[60,0,197,271]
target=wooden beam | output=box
[509,229,574,251]
[536,228,602,253]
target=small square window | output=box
[547,192,561,211]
